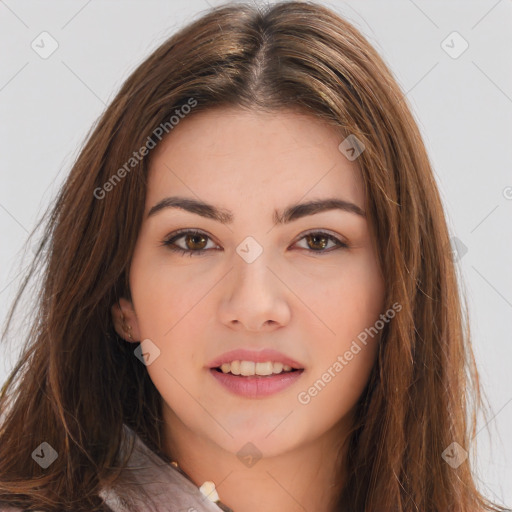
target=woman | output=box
[0,1,507,511]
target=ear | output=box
[111,297,141,343]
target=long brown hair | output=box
[0,1,506,511]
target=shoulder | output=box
[99,424,223,512]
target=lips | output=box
[207,348,304,370]
[210,367,305,398]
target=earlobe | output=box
[111,297,141,342]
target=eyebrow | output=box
[147,196,366,224]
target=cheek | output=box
[130,248,205,333]
[129,253,215,378]
[295,251,384,398]
[297,347,376,435]
[290,250,385,341]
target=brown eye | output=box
[305,233,329,251]
[184,232,208,250]
[161,229,216,257]
[294,231,347,253]
[162,229,348,257]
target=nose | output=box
[218,248,291,332]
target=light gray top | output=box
[0,424,225,512]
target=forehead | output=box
[146,107,365,215]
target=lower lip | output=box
[209,368,305,398]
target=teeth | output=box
[240,361,256,376]
[230,360,241,375]
[218,360,297,376]
[273,362,284,373]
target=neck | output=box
[161,405,351,512]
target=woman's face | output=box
[114,107,385,458]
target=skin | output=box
[112,107,386,512]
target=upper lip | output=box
[207,348,304,369]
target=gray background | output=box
[1,0,511,506]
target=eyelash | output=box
[160,229,349,257]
